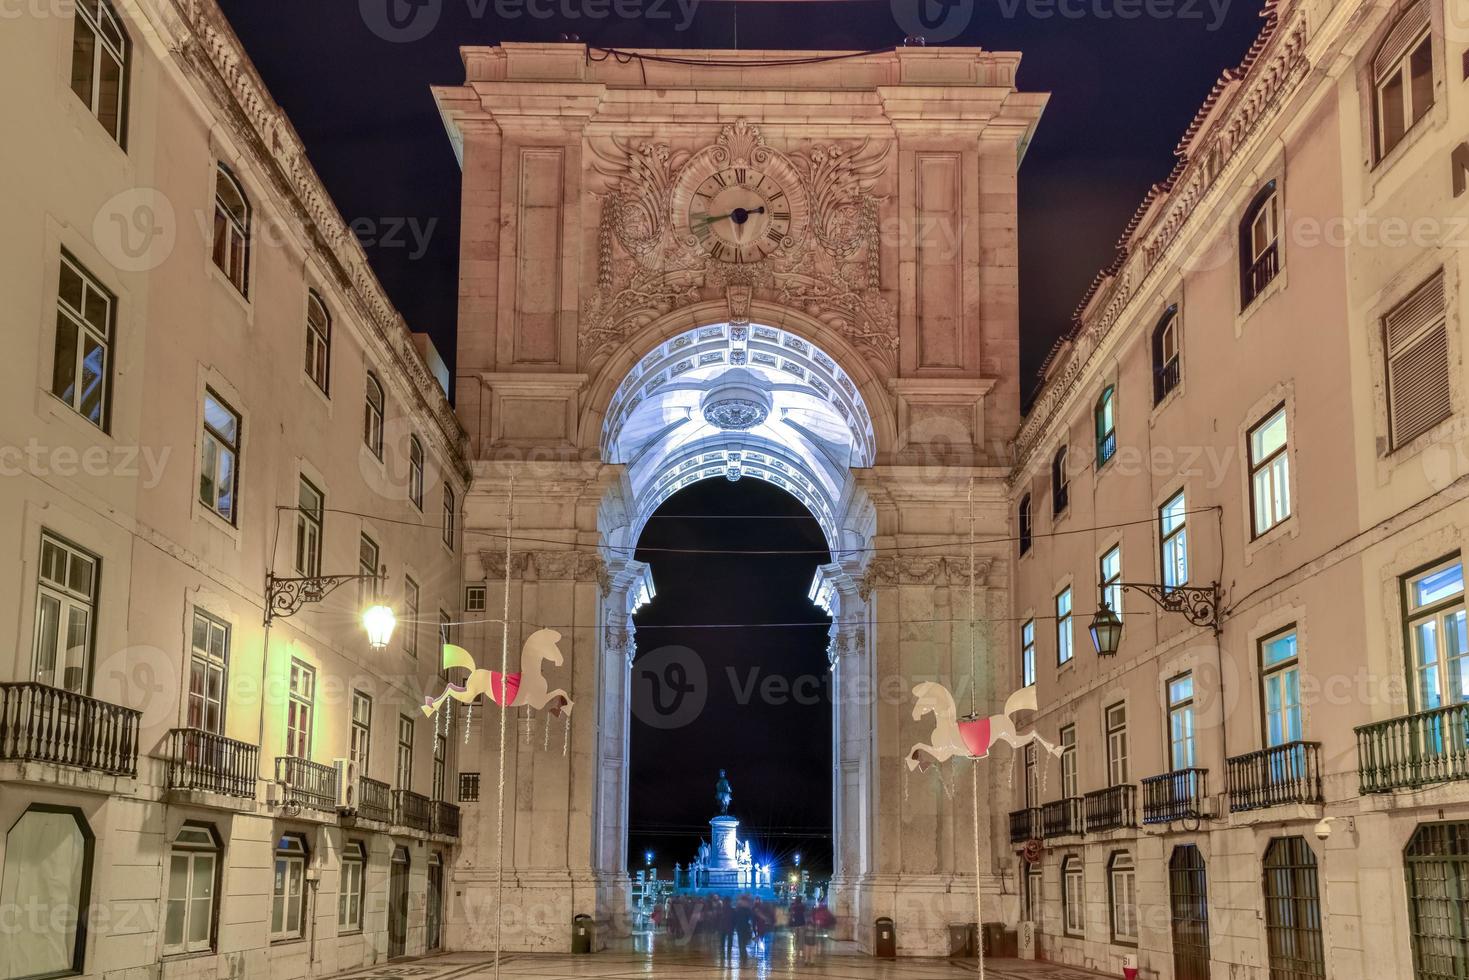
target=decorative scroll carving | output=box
[478,550,609,594]
[858,556,995,599]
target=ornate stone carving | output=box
[858,556,995,599]
[585,119,895,367]
[478,550,610,594]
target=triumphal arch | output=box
[433,43,1045,955]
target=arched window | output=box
[1240,181,1279,308]
[69,0,129,143]
[1373,0,1433,160]
[1262,836,1325,979]
[305,291,331,394]
[1152,306,1181,404]
[1095,387,1117,466]
[1018,494,1032,555]
[1051,446,1070,516]
[1108,851,1138,944]
[364,373,385,458]
[212,166,251,296]
[270,834,309,942]
[1062,855,1084,937]
[408,435,425,509]
[0,805,94,977]
[1407,822,1469,978]
[164,823,220,955]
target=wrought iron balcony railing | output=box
[1141,768,1209,824]
[166,728,258,799]
[1154,357,1181,403]
[1041,797,1085,838]
[395,789,432,833]
[1243,241,1279,306]
[358,777,393,823]
[1008,807,1041,844]
[0,682,140,776]
[1357,705,1469,793]
[1083,784,1137,832]
[432,800,461,838]
[275,756,338,811]
[1226,741,1322,812]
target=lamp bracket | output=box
[265,569,383,625]
[1119,582,1221,632]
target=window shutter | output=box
[1386,271,1451,447]
[1374,1,1430,81]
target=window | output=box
[0,806,94,978]
[1018,494,1033,556]
[1108,852,1138,944]
[271,835,308,942]
[1055,588,1073,666]
[1385,270,1450,449]
[53,254,113,429]
[1152,306,1181,404]
[1060,724,1078,799]
[1099,545,1122,620]
[33,532,98,693]
[1249,406,1291,536]
[1168,673,1196,770]
[1240,181,1279,307]
[397,715,414,790]
[350,691,372,773]
[1261,628,1303,747]
[1160,490,1189,590]
[286,660,314,759]
[465,585,486,612]
[294,477,323,577]
[1095,387,1117,466]
[403,576,420,657]
[1106,702,1129,786]
[442,483,456,549]
[195,390,242,525]
[1025,864,1043,924]
[1169,846,1212,980]
[1373,1,1433,160]
[1407,558,1467,711]
[439,610,452,651]
[69,0,128,142]
[338,841,365,933]
[364,373,385,458]
[358,534,379,608]
[305,292,331,394]
[1062,856,1085,937]
[409,436,425,509]
[212,166,250,296]
[432,724,447,801]
[1262,837,1326,979]
[188,610,229,734]
[1052,446,1070,515]
[1023,743,1039,807]
[164,825,219,955]
[1406,822,1469,980]
[1021,619,1036,688]
[459,772,481,802]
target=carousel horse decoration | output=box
[906,682,1060,772]
[422,628,574,719]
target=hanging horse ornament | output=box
[422,628,575,719]
[905,683,1060,772]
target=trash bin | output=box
[948,922,977,957]
[572,914,593,954]
[982,922,1017,958]
[875,917,896,959]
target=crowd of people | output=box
[652,893,837,962]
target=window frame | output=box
[69,0,130,145]
[1055,587,1073,666]
[294,477,324,577]
[163,823,221,956]
[1167,672,1196,771]
[1239,181,1280,308]
[1403,555,1467,713]
[270,834,309,943]
[1372,5,1434,162]
[338,840,366,934]
[32,530,99,694]
[52,252,115,430]
[1384,270,1450,450]
[1021,619,1036,688]
[1060,723,1078,799]
[1,804,96,976]
[1152,305,1181,404]
[465,585,486,612]
[442,483,456,550]
[1106,701,1129,787]
[199,388,242,525]
[305,291,331,395]
[1052,446,1070,516]
[1107,851,1139,946]
[1018,494,1033,556]
[358,533,380,608]
[1260,626,1304,748]
[350,690,372,774]
[187,608,230,736]
[212,165,251,297]
[1099,544,1122,621]
[397,714,415,791]
[1062,856,1085,938]
[408,436,425,510]
[285,659,315,760]
[403,575,420,658]
[1247,404,1292,538]
[1160,490,1189,591]
[1095,386,1117,467]
[364,373,385,459]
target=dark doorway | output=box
[427,852,444,952]
[388,846,409,958]
[628,478,834,882]
[1169,844,1211,980]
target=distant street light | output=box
[644,850,654,867]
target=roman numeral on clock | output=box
[734,168,747,185]
[766,227,784,244]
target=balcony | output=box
[1141,768,1209,824]
[1041,798,1085,838]
[165,728,258,799]
[1226,741,1322,812]
[357,776,393,823]
[1243,241,1279,306]
[1083,784,1136,832]
[432,800,461,839]
[1357,705,1469,793]
[1009,807,1041,844]
[275,756,338,812]
[0,682,140,777]
[1154,357,1181,403]
[395,789,432,833]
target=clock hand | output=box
[690,206,767,228]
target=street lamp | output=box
[1087,582,1221,657]
[645,850,654,868]
[265,564,395,649]
[362,603,397,650]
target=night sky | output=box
[213,0,1270,877]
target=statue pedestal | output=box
[706,815,748,889]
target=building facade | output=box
[1006,0,1469,977]
[0,2,468,979]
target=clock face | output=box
[686,166,792,263]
